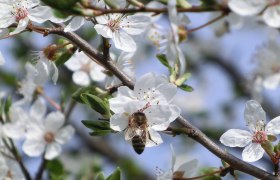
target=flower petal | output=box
[266,116,280,135]
[121,14,151,35]
[94,24,113,38]
[242,143,264,162]
[145,105,171,129]
[34,60,49,85]
[110,113,129,131]
[64,16,85,32]
[72,71,90,86]
[23,138,45,157]
[262,6,280,28]
[28,6,52,23]
[89,64,106,82]
[178,159,198,178]
[146,127,163,147]
[263,74,280,89]
[55,125,75,144]
[112,31,136,52]
[44,111,65,132]
[30,98,46,121]
[45,142,62,160]
[3,122,27,139]
[244,100,266,132]
[228,0,266,16]
[10,17,29,35]
[220,129,252,147]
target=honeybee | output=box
[125,111,154,154]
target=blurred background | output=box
[0,1,279,179]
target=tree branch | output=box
[21,24,275,179]
[82,5,230,16]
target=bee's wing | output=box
[124,127,146,142]
[124,128,137,141]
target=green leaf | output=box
[200,0,217,7]
[90,130,112,136]
[177,0,191,8]
[106,167,121,180]
[179,84,193,92]
[95,172,106,180]
[80,93,111,118]
[82,120,110,130]
[4,96,12,115]
[156,54,172,72]
[47,159,67,180]
[82,120,112,136]
[41,0,81,10]
[175,72,191,86]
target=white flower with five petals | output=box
[22,99,75,160]
[220,100,280,162]
[0,0,52,34]
[228,0,280,28]
[65,51,106,86]
[94,13,151,52]
[109,72,181,124]
[4,98,48,139]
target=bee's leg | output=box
[148,131,158,145]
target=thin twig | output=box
[188,12,228,33]
[83,5,230,16]
[35,156,47,180]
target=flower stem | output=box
[188,12,228,33]
[7,139,32,180]
[35,156,47,180]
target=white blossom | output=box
[254,40,280,90]
[110,101,169,147]
[32,49,59,85]
[228,0,280,28]
[220,100,280,162]
[0,0,53,34]
[149,0,189,74]
[157,145,198,180]
[94,13,151,52]
[65,51,106,86]
[22,99,74,160]
[110,72,181,123]
[3,98,48,139]
[105,52,135,88]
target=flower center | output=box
[252,131,267,144]
[107,19,121,32]
[43,45,57,61]
[14,8,28,21]
[44,132,55,143]
[80,61,92,73]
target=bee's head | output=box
[133,112,147,125]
